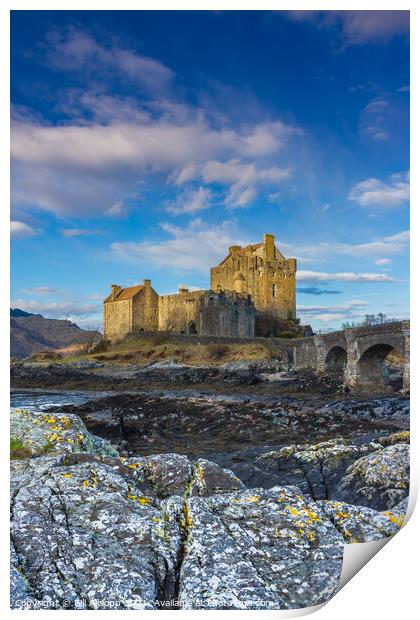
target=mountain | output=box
[10,309,102,358]
[10,308,34,318]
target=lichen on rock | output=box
[253,437,381,500]
[178,487,344,609]
[10,405,410,610]
[320,499,406,542]
[10,408,118,458]
[337,444,409,510]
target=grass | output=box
[10,437,32,460]
[57,336,276,367]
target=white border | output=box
[1,2,417,618]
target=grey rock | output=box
[189,458,244,497]
[123,453,244,498]
[10,456,182,609]
[377,431,410,446]
[10,405,410,610]
[70,360,105,369]
[11,449,408,610]
[10,544,35,609]
[337,444,409,510]
[222,360,288,373]
[320,500,406,543]
[10,408,118,458]
[252,438,380,500]
[178,487,344,609]
[320,398,410,423]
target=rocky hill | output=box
[10,308,101,358]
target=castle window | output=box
[272,284,277,298]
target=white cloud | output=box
[286,11,409,45]
[11,28,302,219]
[297,271,395,282]
[12,120,296,172]
[46,28,174,93]
[375,258,392,266]
[21,286,67,296]
[337,11,408,45]
[307,313,349,322]
[297,299,369,323]
[166,187,213,215]
[348,172,409,208]
[358,98,390,141]
[105,201,126,217]
[11,118,299,217]
[172,158,292,208]
[10,220,38,239]
[109,219,244,272]
[11,299,100,318]
[282,230,409,263]
[61,228,101,237]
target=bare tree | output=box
[80,326,99,355]
[342,313,399,330]
[152,318,176,346]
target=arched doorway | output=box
[325,346,347,372]
[188,321,197,334]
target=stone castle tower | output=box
[210,233,297,319]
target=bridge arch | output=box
[355,343,395,392]
[290,321,409,393]
[325,345,347,372]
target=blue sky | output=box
[10,10,410,331]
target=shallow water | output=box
[10,389,114,412]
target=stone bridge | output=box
[289,320,409,394]
[126,320,409,394]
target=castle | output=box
[103,233,297,342]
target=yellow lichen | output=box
[246,495,260,503]
[195,464,205,481]
[285,505,299,516]
[335,511,350,521]
[181,501,193,528]
[383,512,405,527]
[127,493,151,505]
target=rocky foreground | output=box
[46,390,409,474]
[10,407,409,610]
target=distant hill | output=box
[10,309,102,358]
[10,308,35,318]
